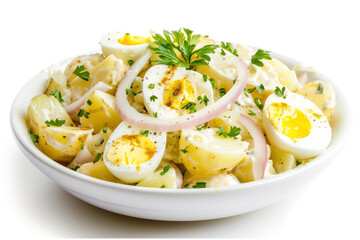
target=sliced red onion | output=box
[297,72,309,86]
[170,162,183,189]
[115,50,248,132]
[64,82,112,115]
[67,146,94,169]
[238,114,267,180]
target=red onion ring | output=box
[67,146,94,169]
[115,50,248,132]
[65,82,112,115]
[238,114,267,180]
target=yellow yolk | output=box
[106,134,156,165]
[163,79,195,110]
[268,102,311,139]
[118,34,152,45]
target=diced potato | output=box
[27,94,75,135]
[79,90,122,133]
[77,160,123,183]
[38,126,93,162]
[136,161,179,189]
[270,145,296,173]
[163,131,182,164]
[44,70,70,104]
[268,58,301,92]
[296,80,336,121]
[182,171,240,188]
[86,127,113,157]
[233,158,275,183]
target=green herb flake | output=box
[148,83,155,89]
[45,118,66,127]
[248,110,256,116]
[181,102,197,113]
[28,130,39,143]
[140,129,149,137]
[73,65,90,81]
[150,95,158,101]
[77,109,90,118]
[220,42,239,57]
[160,165,171,176]
[160,185,165,188]
[125,88,137,96]
[81,143,84,150]
[317,83,324,94]
[256,84,265,93]
[102,126,107,133]
[296,160,302,166]
[247,87,256,93]
[219,88,226,97]
[274,86,286,99]
[93,153,102,163]
[72,165,80,171]
[209,78,216,89]
[192,182,206,188]
[251,49,272,67]
[87,99,92,105]
[153,112,158,118]
[127,60,134,66]
[203,75,208,82]
[216,126,241,139]
[184,183,190,188]
[220,49,226,56]
[95,138,104,147]
[196,124,206,131]
[254,98,263,110]
[197,95,209,106]
[180,148,188,154]
[49,89,64,103]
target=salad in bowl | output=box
[24,28,336,190]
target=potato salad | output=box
[26,28,336,189]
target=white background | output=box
[1,0,359,238]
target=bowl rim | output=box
[10,50,351,195]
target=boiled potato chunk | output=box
[86,126,113,157]
[270,145,296,173]
[182,171,240,188]
[296,80,336,121]
[77,160,123,183]
[268,58,301,92]
[38,126,93,162]
[44,70,70,104]
[136,161,179,189]
[27,94,75,135]
[180,128,248,177]
[163,131,182,164]
[79,90,122,133]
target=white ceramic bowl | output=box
[10,52,349,221]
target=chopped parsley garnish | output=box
[77,109,90,118]
[192,182,206,188]
[216,126,241,139]
[257,84,265,93]
[125,88,137,96]
[184,183,190,188]
[93,153,102,163]
[81,143,84,150]
[246,87,256,93]
[102,126,107,133]
[254,98,263,110]
[87,99,92,105]
[150,95,158,101]
[196,124,206,131]
[221,42,239,57]
[148,28,218,69]
[153,112,158,118]
[181,102,197,113]
[28,130,39,143]
[296,160,302,166]
[248,110,256,116]
[95,138,104,147]
[127,59,134,66]
[317,83,324,94]
[251,49,272,67]
[209,78,216,89]
[45,118,65,127]
[203,75,208,82]
[73,65,90,81]
[219,88,226,97]
[72,165,80,171]
[197,95,209,106]
[49,89,64,103]
[274,86,286,99]
[160,165,171,176]
[148,83,155,89]
[180,148,188,154]
[221,49,226,56]
[140,129,149,137]
[160,185,165,188]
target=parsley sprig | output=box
[73,65,90,81]
[49,89,64,103]
[216,126,241,139]
[251,49,272,67]
[221,42,239,56]
[274,86,286,99]
[45,118,65,127]
[148,28,218,69]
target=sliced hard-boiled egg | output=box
[262,88,332,159]
[103,121,166,183]
[179,127,249,177]
[142,65,214,118]
[100,32,152,63]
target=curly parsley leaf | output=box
[148,28,218,69]
[221,42,239,56]
[49,89,64,103]
[251,49,272,67]
[216,126,241,139]
[181,101,197,113]
[73,65,90,81]
[28,130,39,143]
[45,118,65,127]
[197,95,209,106]
[274,86,286,99]
[160,165,171,176]
[140,129,149,137]
[192,182,206,188]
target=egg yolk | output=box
[118,33,152,46]
[163,79,195,110]
[268,102,311,139]
[106,134,156,165]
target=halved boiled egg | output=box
[142,65,214,118]
[103,121,166,183]
[100,32,152,63]
[262,88,332,159]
